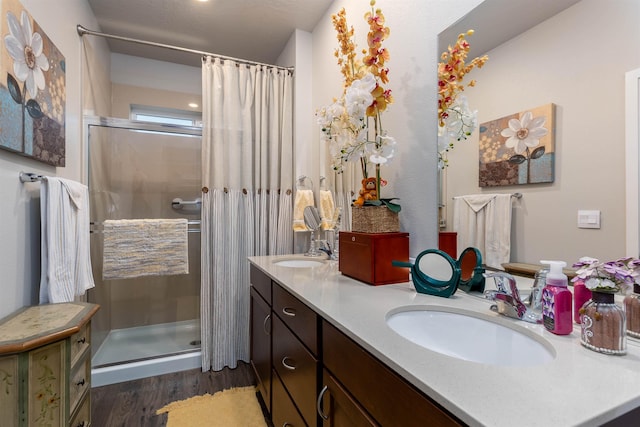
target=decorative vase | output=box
[579,291,626,355]
[623,284,640,338]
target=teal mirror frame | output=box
[457,247,486,293]
[392,249,460,298]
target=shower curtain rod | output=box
[76,25,294,72]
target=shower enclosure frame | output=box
[85,116,203,387]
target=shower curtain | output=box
[201,57,294,371]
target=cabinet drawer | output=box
[69,394,91,427]
[273,315,318,427]
[273,284,318,355]
[251,264,272,304]
[71,322,91,366]
[272,369,306,427]
[70,356,91,415]
[322,320,462,427]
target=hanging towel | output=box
[319,189,336,230]
[453,194,513,269]
[292,189,314,231]
[102,219,189,280]
[40,177,95,304]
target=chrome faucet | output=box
[483,272,539,324]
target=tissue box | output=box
[339,231,409,285]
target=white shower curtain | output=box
[201,57,294,371]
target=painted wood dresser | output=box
[0,302,99,427]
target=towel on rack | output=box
[102,219,189,280]
[319,189,335,230]
[292,189,314,231]
[452,194,513,269]
[40,177,95,304]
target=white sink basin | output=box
[386,307,555,367]
[273,258,324,268]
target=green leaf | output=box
[530,146,546,159]
[7,73,21,104]
[509,155,526,164]
[26,99,44,119]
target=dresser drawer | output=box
[273,284,318,355]
[71,322,91,366]
[69,393,91,427]
[70,356,91,414]
[273,315,318,426]
[271,369,306,427]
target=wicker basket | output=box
[351,205,399,233]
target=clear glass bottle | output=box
[623,284,640,338]
[580,291,626,355]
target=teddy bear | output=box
[353,177,378,206]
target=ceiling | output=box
[86,0,334,67]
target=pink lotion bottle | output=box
[541,260,573,335]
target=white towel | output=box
[453,194,513,269]
[102,219,189,280]
[292,189,314,231]
[319,189,335,230]
[40,177,95,304]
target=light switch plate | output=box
[578,210,601,229]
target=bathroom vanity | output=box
[0,302,99,427]
[249,255,640,426]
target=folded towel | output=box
[40,177,95,304]
[292,189,314,231]
[102,219,189,280]
[319,190,335,230]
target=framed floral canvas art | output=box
[0,0,66,166]
[478,103,555,187]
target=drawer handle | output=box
[282,307,296,317]
[282,424,293,427]
[77,337,86,344]
[281,357,296,370]
[317,385,329,420]
[263,314,271,335]
[76,378,86,387]
[76,422,86,427]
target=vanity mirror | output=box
[437,0,639,265]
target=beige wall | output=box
[443,0,640,265]
[0,0,111,319]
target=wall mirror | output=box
[437,0,638,264]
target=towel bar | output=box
[171,198,202,209]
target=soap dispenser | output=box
[540,260,573,335]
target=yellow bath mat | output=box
[156,386,267,427]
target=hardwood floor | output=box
[91,362,262,427]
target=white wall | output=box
[444,0,640,265]
[311,0,481,256]
[0,0,110,318]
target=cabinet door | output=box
[251,287,272,411]
[318,369,377,427]
[0,355,19,426]
[273,314,318,426]
[27,340,66,427]
[272,369,306,427]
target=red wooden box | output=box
[339,231,410,285]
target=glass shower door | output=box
[86,117,202,367]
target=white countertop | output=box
[249,255,640,427]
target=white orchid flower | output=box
[501,111,548,155]
[4,10,50,99]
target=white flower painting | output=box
[0,0,66,166]
[478,104,555,187]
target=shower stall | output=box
[86,117,202,387]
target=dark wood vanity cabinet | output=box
[250,265,272,411]
[249,263,461,427]
[322,321,462,427]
